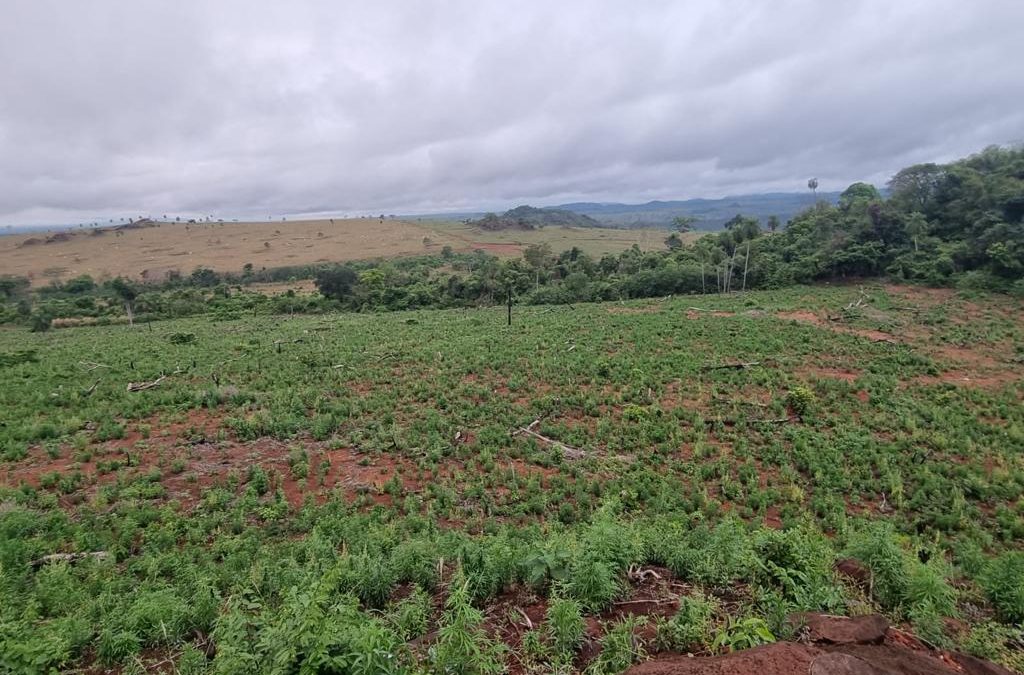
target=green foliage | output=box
[980,552,1024,623]
[785,387,815,418]
[430,575,505,674]
[0,349,38,368]
[545,596,586,662]
[1,266,1023,670]
[388,586,431,640]
[566,557,620,612]
[316,265,359,301]
[653,591,717,652]
[587,616,646,674]
[963,621,1024,673]
[711,616,775,653]
[845,523,956,622]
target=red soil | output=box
[0,408,557,513]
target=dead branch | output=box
[844,288,870,311]
[612,598,677,607]
[78,361,110,371]
[701,361,761,371]
[376,352,398,362]
[29,551,110,569]
[512,419,587,460]
[82,380,100,396]
[628,565,663,583]
[515,607,533,630]
[711,396,769,408]
[126,375,166,392]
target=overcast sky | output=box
[1,1,1022,226]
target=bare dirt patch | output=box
[608,305,662,315]
[685,309,736,320]
[798,366,862,383]
[0,407,566,513]
[883,284,958,307]
[906,371,1021,391]
[776,311,897,343]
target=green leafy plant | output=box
[545,596,586,662]
[431,575,505,674]
[711,616,775,653]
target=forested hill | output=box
[556,192,841,229]
[471,205,601,230]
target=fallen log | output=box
[701,361,761,371]
[126,375,166,392]
[513,419,587,460]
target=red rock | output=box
[791,613,889,645]
[811,652,883,675]
[950,652,1017,675]
[836,558,871,586]
[627,643,820,674]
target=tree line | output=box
[1,145,1021,328]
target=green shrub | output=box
[431,575,505,674]
[389,586,430,640]
[97,628,141,666]
[546,596,585,661]
[711,615,775,653]
[653,591,717,652]
[566,557,620,612]
[587,616,646,674]
[980,552,1024,623]
[786,387,815,417]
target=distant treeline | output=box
[1,144,1021,329]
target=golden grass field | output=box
[0,218,682,287]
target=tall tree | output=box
[109,277,138,327]
[672,215,698,233]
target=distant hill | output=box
[413,192,841,231]
[471,205,601,230]
[554,192,840,229]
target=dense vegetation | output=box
[2,146,1020,332]
[1,281,1023,672]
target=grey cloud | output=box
[1,0,1022,225]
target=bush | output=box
[980,552,1024,623]
[566,557,620,611]
[431,574,505,674]
[653,591,717,652]
[588,616,646,673]
[786,387,815,418]
[546,597,585,661]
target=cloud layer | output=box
[1,0,1022,225]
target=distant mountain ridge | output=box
[553,192,840,229]
[410,191,841,230]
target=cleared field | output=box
[1,284,1023,673]
[428,220,690,258]
[0,218,674,287]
